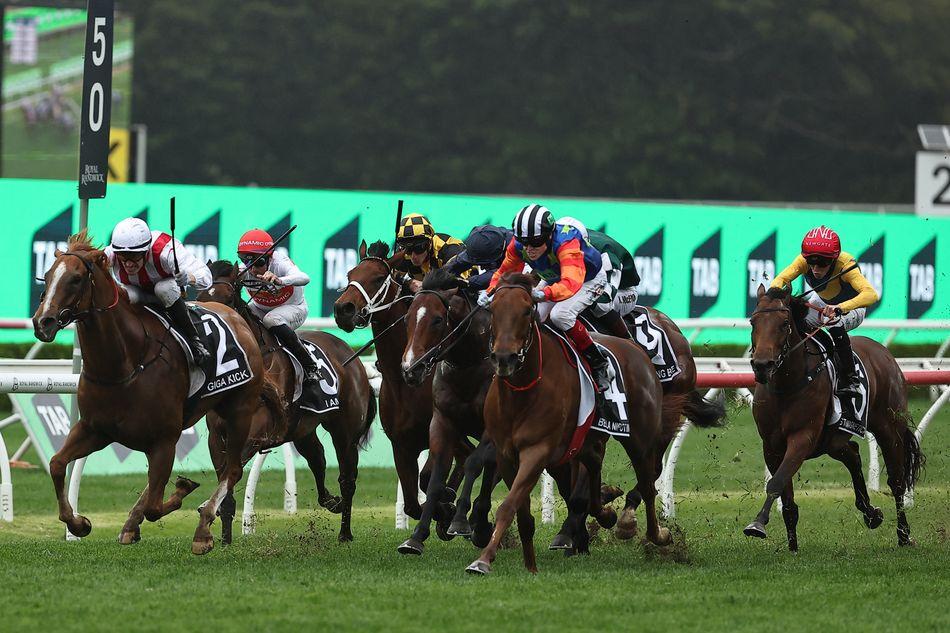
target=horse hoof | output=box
[864,508,884,530]
[601,484,624,504]
[549,533,574,550]
[899,537,917,547]
[744,521,767,539]
[447,519,473,537]
[191,536,214,555]
[397,538,424,555]
[320,495,344,514]
[117,529,140,545]
[596,506,618,530]
[615,508,638,540]
[655,526,672,546]
[471,524,493,549]
[338,532,354,543]
[465,560,491,575]
[68,515,92,538]
[436,518,456,542]
[174,476,201,495]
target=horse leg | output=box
[615,488,642,540]
[393,443,423,520]
[828,437,883,530]
[780,480,800,553]
[397,420,455,555]
[877,424,915,546]
[515,497,537,573]
[469,443,500,548]
[449,438,493,537]
[119,440,199,543]
[744,431,812,541]
[294,433,342,513]
[565,462,593,556]
[626,443,671,546]
[445,438,475,503]
[549,461,577,550]
[466,444,547,575]
[49,420,110,538]
[331,430,359,542]
[206,420,235,544]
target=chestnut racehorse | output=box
[198,260,376,542]
[746,285,923,550]
[32,231,279,554]
[467,274,677,575]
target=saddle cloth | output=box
[625,306,682,383]
[145,305,253,399]
[812,330,871,438]
[543,325,631,465]
[279,338,341,415]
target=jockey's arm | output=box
[837,261,879,312]
[770,254,808,291]
[487,238,526,292]
[273,252,310,286]
[167,239,212,290]
[540,238,585,302]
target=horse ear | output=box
[756,283,766,300]
[359,240,367,259]
[95,251,108,268]
[206,259,213,268]
[54,248,63,258]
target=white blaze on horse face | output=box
[401,306,427,370]
[41,261,67,316]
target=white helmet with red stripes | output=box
[111,217,152,252]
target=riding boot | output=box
[580,344,612,394]
[829,326,861,397]
[167,298,210,365]
[271,324,321,386]
[599,309,633,340]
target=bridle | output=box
[43,252,120,328]
[343,256,413,329]
[403,289,483,377]
[489,284,542,390]
[750,302,831,392]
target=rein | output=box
[51,252,120,327]
[340,256,414,366]
[750,302,834,395]
[403,290,484,377]
[491,284,543,392]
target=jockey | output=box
[106,217,212,364]
[771,225,879,423]
[484,204,611,393]
[237,229,322,388]
[394,213,470,292]
[444,224,513,291]
[558,217,641,339]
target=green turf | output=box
[1,394,948,632]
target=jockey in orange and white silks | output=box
[106,216,211,363]
[236,229,321,387]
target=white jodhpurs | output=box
[536,268,608,330]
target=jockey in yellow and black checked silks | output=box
[395,213,472,280]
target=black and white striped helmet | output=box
[512,204,554,242]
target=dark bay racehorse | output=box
[333,241,471,523]
[746,285,923,550]
[198,261,376,542]
[32,231,278,554]
[467,274,678,575]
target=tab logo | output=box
[907,237,936,318]
[30,205,73,314]
[746,231,776,316]
[690,229,721,317]
[633,227,663,307]
[857,237,884,316]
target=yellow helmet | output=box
[396,213,435,248]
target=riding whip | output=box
[170,197,182,285]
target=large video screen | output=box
[2,5,134,181]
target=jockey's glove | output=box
[175,270,195,287]
[531,288,546,303]
[477,290,492,308]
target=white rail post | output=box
[394,451,427,530]
[282,443,297,514]
[242,451,268,535]
[866,433,881,493]
[0,428,13,522]
[64,457,86,541]
[541,470,555,524]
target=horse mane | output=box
[765,285,809,334]
[67,228,98,252]
[421,268,461,291]
[209,259,236,278]
[366,240,390,259]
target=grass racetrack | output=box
[1,394,948,632]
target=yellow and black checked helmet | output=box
[396,213,435,249]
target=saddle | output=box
[811,331,871,437]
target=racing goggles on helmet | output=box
[520,233,549,248]
[399,238,430,255]
[116,251,146,262]
[805,254,834,267]
[241,253,270,267]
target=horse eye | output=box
[375,275,387,284]
[523,309,532,317]
[432,316,443,326]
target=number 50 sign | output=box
[77,0,114,199]
[916,151,950,216]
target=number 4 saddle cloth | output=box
[543,324,631,466]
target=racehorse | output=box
[467,273,678,574]
[32,231,279,554]
[583,307,726,536]
[198,260,376,542]
[333,240,471,524]
[746,285,924,550]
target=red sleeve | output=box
[487,238,525,292]
[542,238,586,302]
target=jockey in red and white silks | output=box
[106,216,212,363]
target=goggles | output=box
[241,253,270,267]
[805,255,833,267]
[401,240,430,255]
[116,251,146,262]
[521,234,548,248]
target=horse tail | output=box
[683,389,727,428]
[358,392,376,451]
[259,373,287,434]
[902,424,925,491]
[660,393,691,440]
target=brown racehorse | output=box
[583,307,726,535]
[467,273,676,575]
[333,240,471,523]
[197,260,376,542]
[32,231,279,554]
[746,285,924,550]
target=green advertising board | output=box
[3,178,949,346]
[8,391,392,475]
